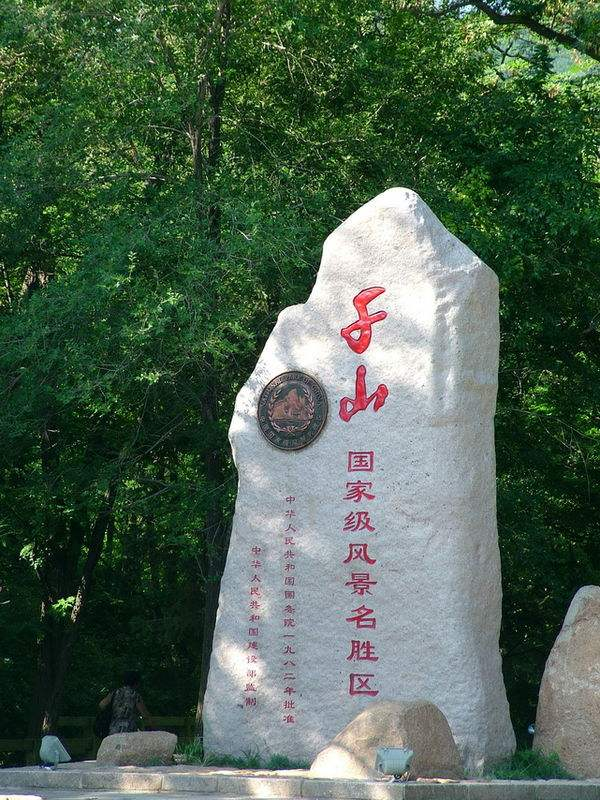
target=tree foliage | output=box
[0,0,598,752]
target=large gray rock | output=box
[96,731,177,766]
[534,586,600,778]
[203,188,515,771]
[310,700,462,779]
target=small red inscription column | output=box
[243,544,263,709]
[337,286,390,699]
[280,494,300,724]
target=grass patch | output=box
[175,738,204,763]
[204,749,263,769]
[488,749,574,780]
[175,740,308,770]
[265,753,310,770]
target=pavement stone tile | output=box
[40,776,84,792]
[532,781,600,800]
[403,782,467,800]
[0,773,83,791]
[216,775,303,798]
[161,775,219,794]
[466,781,535,800]
[80,773,162,792]
[0,774,33,790]
[300,778,404,800]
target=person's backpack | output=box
[93,692,113,739]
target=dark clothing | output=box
[109,685,142,734]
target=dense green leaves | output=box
[0,0,598,752]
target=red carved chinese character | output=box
[284,577,295,586]
[248,627,259,636]
[249,614,260,622]
[251,546,262,555]
[247,669,257,677]
[349,673,379,696]
[284,563,295,571]
[347,640,379,661]
[285,509,296,518]
[245,683,257,692]
[283,714,296,723]
[343,543,376,565]
[284,605,295,614]
[251,574,261,583]
[340,287,388,354]
[343,511,375,532]
[283,700,295,709]
[247,655,258,663]
[283,644,296,654]
[250,600,260,609]
[340,366,389,422]
[348,451,374,472]
[285,524,297,532]
[284,686,296,695]
[285,496,296,503]
[345,571,377,595]
[346,604,377,628]
[244,697,257,707]
[344,481,375,502]
[284,591,295,599]
[251,560,262,568]
[284,550,295,559]
[250,587,261,596]
[284,537,296,545]
[283,660,296,667]
[283,673,295,680]
[246,641,258,650]
[283,618,296,628]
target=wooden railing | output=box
[0,716,196,766]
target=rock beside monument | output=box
[310,700,462,780]
[97,731,177,766]
[534,586,600,778]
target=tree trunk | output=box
[195,517,230,733]
[194,376,230,731]
[191,0,232,734]
[29,482,118,736]
[20,266,51,299]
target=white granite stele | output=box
[203,188,515,772]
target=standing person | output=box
[99,670,152,734]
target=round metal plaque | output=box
[257,371,328,451]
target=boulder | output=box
[534,585,600,778]
[96,730,177,766]
[310,700,462,780]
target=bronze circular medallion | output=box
[257,371,328,451]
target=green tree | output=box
[0,0,598,748]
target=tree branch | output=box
[430,0,471,16]
[1,262,14,309]
[469,0,599,62]
[413,0,599,61]
[69,480,118,625]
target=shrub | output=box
[489,749,574,780]
[175,742,308,770]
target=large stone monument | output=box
[203,188,515,771]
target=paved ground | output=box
[0,793,258,800]
[0,793,253,800]
[2,764,600,799]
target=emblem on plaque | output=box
[257,371,328,451]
